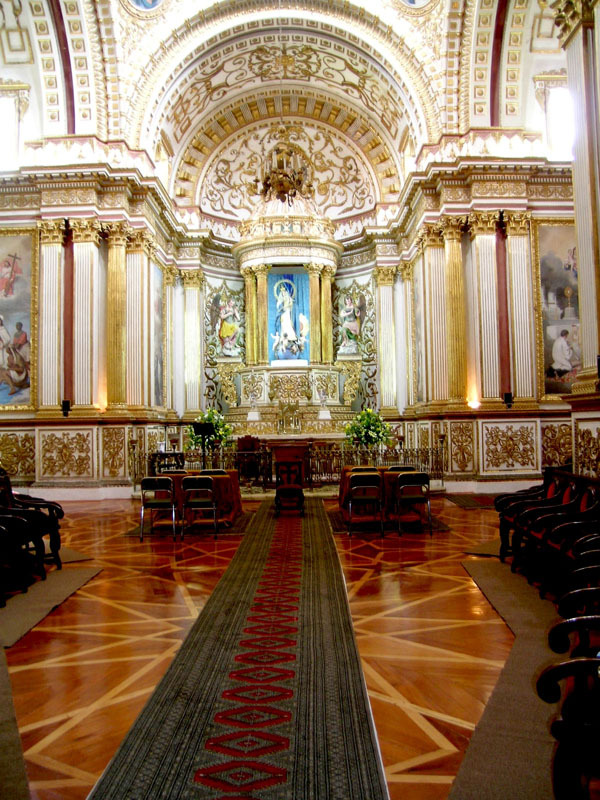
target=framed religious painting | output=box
[0,228,37,411]
[533,220,579,397]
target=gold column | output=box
[441,216,468,407]
[320,264,336,364]
[307,263,322,363]
[254,264,270,365]
[241,266,257,365]
[376,266,398,411]
[105,222,130,414]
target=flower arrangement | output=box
[185,409,233,450]
[344,408,392,447]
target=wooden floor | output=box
[5,495,512,800]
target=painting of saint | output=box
[0,234,32,407]
[268,273,310,361]
[538,224,579,394]
[210,293,242,357]
[338,293,366,355]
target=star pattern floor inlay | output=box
[4,496,512,800]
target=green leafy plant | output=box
[185,409,233,450]
[344,408,392,447]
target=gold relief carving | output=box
[450,422,474,472]
[576,426,600,477]
[147,429,161,454]
[268,374,312,402]
[335,359,362,405]
[541,422,572,468]
[314,373,337,400]
[179,247,202,260]
[253,264,271,278]
[41,188,96,206]
[41,431,92,477]
[242,372,264,404]
[375,242,399,258]
[103,221,130,247]
[38,219,65,245]
[69,218,101,245]
[321,264,336,280]
[181,269,204,289]
[0,193,39,209]
[440,185,471,204]
[417,223,444,249]
[163,266,180,287]
[375,266,397,286]
[484,424,536,470]
[102,427,126,478]
[469,210,501,236]
[419,427,430,448]
[306,262,323,276]
[398,261,415,282]
[551,0,595,46]
[127,229,155,257]
[0,433,35,476]
[471,181,527,199]
[528,183,573,200]
[505,211,532,237]
[216,363,238,406]
[440,216,465,242]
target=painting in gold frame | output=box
[0,228,37,410]
[533,220,579,397]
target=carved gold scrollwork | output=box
[551,0,595,46]
[38,219,66,245]
[242,372,264,404]
[315,373,337,400]
[335,359,362,405]
[0,433,35,477]
[541,423,573,468]
[450,422,474,472]
[41,432,92,477]
[484,424,536,470]
[216,362,239,406]
[102,427,126,478]
[181,269,204,289]
[576,426,600,477]
[268,374,312,402]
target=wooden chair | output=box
[200,469,228,475]
[387,465,416,472]
[0,517,39,605]
[0,467,63,568]
[395,472,432,536]
[348,472,383,537]
[274,461,304,516]
[139,477,178,542]
[181,476,218,538]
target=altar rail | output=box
[149,442,446,487]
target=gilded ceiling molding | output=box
[456,0,479,132]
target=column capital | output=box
[306,262,324,276]
[127,228,155,257]
[70,218,101,246]
[469,210,500,237]
[417,223,444,249]
[504,211,532,237]
[551,0,596,47]
[321,264,336,280]
[38,219,65,245]
[375,266,397,287]
[163,265,180,288]
[398,260,414,281]
[240,266,256,282]
[440,216,466,242]
[253,263,271,278]
[181,269,204,289]
[103,221,131,247]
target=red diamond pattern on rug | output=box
[194,515,303,796]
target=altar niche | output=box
[268,268,310,364]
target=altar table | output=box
[164,470,242,526]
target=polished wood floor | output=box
[5,495,512,800]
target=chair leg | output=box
[426,499,432,536]
[348,501,352,537]
[171,506,177,541]
[213,509,218,539]
[140,507,145,542]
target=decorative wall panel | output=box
[101,426,127,479]
[575,419,600,478]
[541,420,572,468]
[449,421,476,474]
[0,430,35,478]
[38,428,95,481]
[480,420,539,474]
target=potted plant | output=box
[344,408,392,449]
[185,409,233,451]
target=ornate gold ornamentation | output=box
[541,422,573,467]
[469,210,501,236]
[181,269,204,289]
[417,223,444,249]
[38,219,65,245]
[440,216,465,242]
[70,218,102,245]
[335,359,362,405]
[484,424,536,470]
[216,362,239,407]
[41,431,92,477]
[163,265,180,287]
[102,427,126,478]
[268,374,312,402]
[504,211,532,237]
[419,427,430,449]
[576,425,600,477]
[314,373,338,400]
[242,372,264,404]
[551,0,595,46]
[0,432,35,477]
[147,429,161,454]
[102,221,130,247]
[127,229,155,257]
[471,181,527,199]
[450,422,475,471]
[375,266,397,286]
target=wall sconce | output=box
[503,392,513,409]
[61,399,71,417]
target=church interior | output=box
[1,0,600,797]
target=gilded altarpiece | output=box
[0,229,37,410]
[332,276,377,410]
[204,278,245,411]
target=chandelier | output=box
[254,139,313,205]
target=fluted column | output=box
[419,224,447,406]
[241,267,257,366]
[70,219,102,413]
[105,222,130,415]
[182,270,204,417]
[164,266,179,416]
[37,220,65,414]
[553,0,600,392]
[306,263,322,363]
[505,212,536,401]
[126,230,153,411]
[254,264,270,365]
[375,266,397,411]
[397,263,413,411]
[470,211,501,405]
[441,216,468,406]
[320,265,336,364]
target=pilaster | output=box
[181,269,204,417]
[419,225,447,408]
[441,216,468,408]
[320,264,336,365]
[375,265,398,412]
[306,262,322,364]
[37,220,65,416]
[105,222,130,416]
[505,212,536,402]
[254,264,270,365]
[241,266,257,366]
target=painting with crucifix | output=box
[0,231,34,407]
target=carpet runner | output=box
[89,499,389,799]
